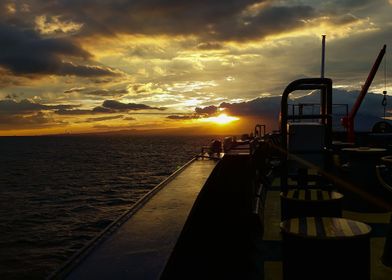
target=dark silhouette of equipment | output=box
[372,121,392,133]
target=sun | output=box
[202,113,239,125]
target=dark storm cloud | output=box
[55,108,93,115]
[55,107,115,115]
[195,105,219,115]
[0,23,117,76]
[0,99,76,114]
[102,100,166,111]
[55,100,166,115]
[19,0,328,42]
[322,0,373,10]
[92,106,116,113]
[220,97,281,117]
[324,30,391,81]
[59,62,118,77]
[16,0,383,44]
[0,98,158,118]
[214,5,316,41]
[46,0,260,35]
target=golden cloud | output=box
[35,15,83,35]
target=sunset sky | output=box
[1,0,392,136]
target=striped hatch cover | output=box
[281,189,343,201]
[280,217,371,238]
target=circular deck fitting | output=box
[280,217,371,239]
[280,189,344,220]
[332,141,355,148]
[342,147,386,154]
[281,217,372,280]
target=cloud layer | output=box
[0,99,75,114]
[1,0,391,134]
[13,0,370,42]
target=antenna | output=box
[321,35,326,78]
[383,51,388,118]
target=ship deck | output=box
[52,142,392,279]
[54,158,217,279]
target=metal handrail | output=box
[254,124,266,138]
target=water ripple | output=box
[0,135,212,278]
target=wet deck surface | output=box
[66,159,217,279]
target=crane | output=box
[341,44,386,143]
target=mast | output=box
[320,35,326,123]
[321,35,326,78]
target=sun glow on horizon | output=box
[201,113,239,125]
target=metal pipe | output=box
[321,35,326,78]
[279,78,333,190]
[321,35,327,125]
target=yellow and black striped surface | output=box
[281,189,343,201]
[280,217,371,238]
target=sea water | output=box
[0,135,213,278]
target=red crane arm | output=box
[341,44,386,142]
